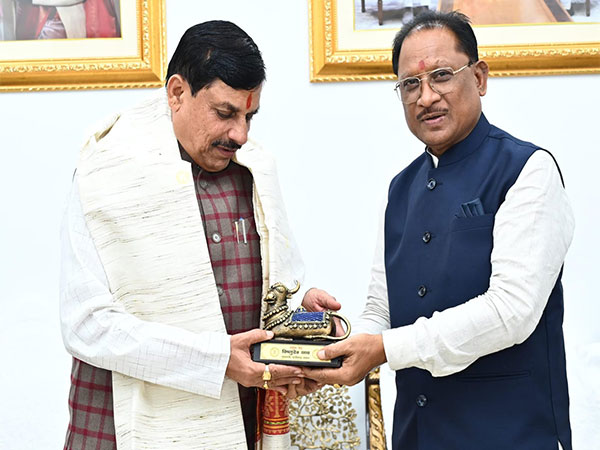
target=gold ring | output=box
[262,365,272,382]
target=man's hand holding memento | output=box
[226,329,304,395]
[301,333,386,386]
[302,288,345,337]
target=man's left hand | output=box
[302,288,345,337]
[302,288,340,312]
[301,334,387,386]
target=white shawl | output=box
[77,90,303,449]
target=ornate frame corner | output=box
[308,0,600,82]
[0,0,166,92]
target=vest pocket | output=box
[442,214,495,307]
[456,370,531,382]
[449,213,494,233]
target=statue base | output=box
[251,339,342,368]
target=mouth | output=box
[212,140,241,156]
[418,110,447,125]
[215,145,237,154]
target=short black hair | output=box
[392,11,478,75]
[166,20,266,95]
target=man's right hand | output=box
[226,329,304,396]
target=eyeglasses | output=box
[394,62,474,105]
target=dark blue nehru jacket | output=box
[385,114,571,450]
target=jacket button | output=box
[211,232,222,243]
[418,285,427,297]
[217,285,225,296]
[426,178,437,190]
[422,231,432,243]
[416,394,427,407]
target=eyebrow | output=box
[214,102,240,113]
[214,101,259,115]
[399,60,451,79]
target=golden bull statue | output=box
[262,281,351,340]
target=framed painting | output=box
[309,0,600,81]
[0,0,166,92]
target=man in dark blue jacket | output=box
[304,11,574,450]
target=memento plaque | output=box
[251,281,350,368]
[252,338,342,368]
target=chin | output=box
[421,139,444,150]
[212,161,233,172]
[421,132,452,150]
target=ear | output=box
[473,60,489,97]
[166,74,187,112]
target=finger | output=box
[268,363,303,379]
[287,384,298,400]
[303,378,323,391]
[270,376,303,387]
[301,367,337,384]
[317,341,346,360]
[272,385,288,396]
[297,378,322,396]
[246,329,274,344]
[321,295,341,311]
[311,290,341,311]
[333,317,345,337]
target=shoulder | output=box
[487,123,539,154]
[77,90,175,181]
[82,89,169,148]
[486,122,564,181]
[520,150,565,187]
[483,124,567,196]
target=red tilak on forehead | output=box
[418,60,425,70]
[246,93,253,109]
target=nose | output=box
[228,117,249,147]
[417,80,441,108]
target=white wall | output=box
[0,1,598,449]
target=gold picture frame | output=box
[0,0,166,92]
[308,0,600,82]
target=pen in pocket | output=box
[233,218,248,244]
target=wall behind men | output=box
[0,1,598,448]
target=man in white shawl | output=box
[60,20,337,450]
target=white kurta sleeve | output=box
[376,150,575,376]
[59,180,231,399]
[354,196,391,335]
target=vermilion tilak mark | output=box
[418,60,425,71]
[246,93,253,109]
